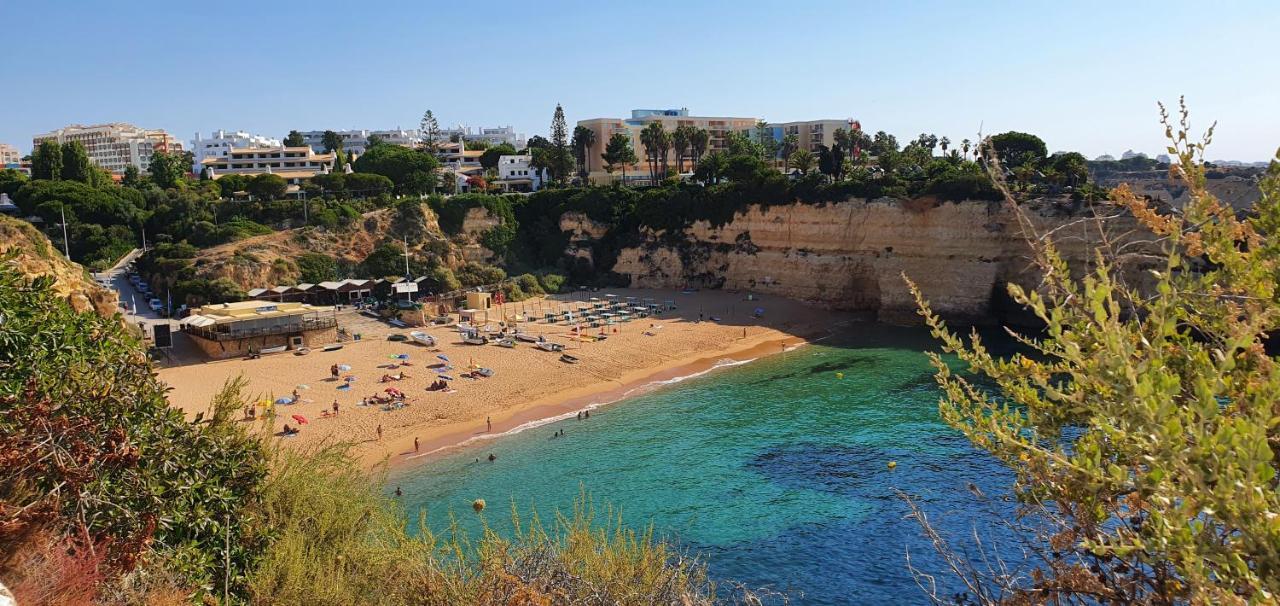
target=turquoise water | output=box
[392,324,1020,604]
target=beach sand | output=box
[158,289,848,467]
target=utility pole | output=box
[303,191,309,225]
[402,236,412,302]
[59,206,71,260]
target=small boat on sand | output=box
[493,338,516,348]
[294,348,311,356]
[536,341,565,352]
[260,345,287,354]
[462,330,488,345]
[409,331,436,347]
[472,367,495,378]
[515,333,539,343]
[323,344,344,352]
[559,353,580,364]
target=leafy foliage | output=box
[911,102,1280,603]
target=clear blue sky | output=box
[3,0,1276,161]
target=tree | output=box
[0,168,28,196]
[790,149,815,175]
[247,173,287,200]
[987,131,1048,168]
[122,165,141,188]
[31,140,63,181]
[419,110,441,152]
[365,134,386,148]
[939,136,950,156]
[601,133,637,184]
[284,130,305,147]
[961,138,972,159]
[525,135,551,150]
[148,150,186,189]
[321,130,344,154]
[639,122,670,184]
[671,126,693,175]
[60,141,93,183]
[1048,151,1089,187]
[692,151,728,184]
[464,140,490,151]
[781,133,799,172]
[549,104,571,184]
[916,133,938,155]
[353,144,441,194]
[755,121,780,163]
[571,125,596,179]
[295,252,337,283]
[869,131,899,157]
[479,143,518,170]
[689,128,710,168]
[909,103,1280,603]
[817,143,846,180]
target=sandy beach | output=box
[158,288,849,467]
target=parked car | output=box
[148,298,163,312]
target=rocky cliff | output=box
[0,215,118,318]
[606,198,1156,325]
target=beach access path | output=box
[157,288,847,467]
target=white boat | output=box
[559,353,579,364]
[461,329,488,345]
[456,322,474,333]
[536,341,565,352]
[409,331,436,347]
[260,345,287,354]
[514,332,540,343]
[493,338,516,348]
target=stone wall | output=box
[187,326,337,360]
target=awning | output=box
[180,314,217,328]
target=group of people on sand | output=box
[426,379,449,391]
[380,371,411,382]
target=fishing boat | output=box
[473,367,495,378]
[260,345,287,354]
[462,330,489,345]
[514,332,540,343]
[409,331,436,347]
[294,347,311,356]
[493,338,516,348]
[322,344,344,352]
[536,341,566,352]
[559,353,580,364]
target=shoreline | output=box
[386,330,812,471]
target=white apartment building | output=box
[201,146,337,184]
[300,129,420,155]
[431,125,526,149]
[32,123,183,174]
[191,130,283,173]
[495,154,544,192]
[0,143,21,167]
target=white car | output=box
[148,299,163,312]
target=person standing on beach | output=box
[332,400,339,415]
[414,437,419,452]
[376,424,383,441]
[487,416,492,432]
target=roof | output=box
[246,288,268,297]
[316,281,345,290]
[192,299,333,323]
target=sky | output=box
[2,0,1277,161]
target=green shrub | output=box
[539,272,566,294]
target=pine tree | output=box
[60,141,93,183]
[420,110,441,152]
[31,140,63,181]
[550,104,571,184]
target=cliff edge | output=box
[0,215,118,318]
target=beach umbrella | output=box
[337,384,351,391]
[274,397,291,405]
[439,375,454,381]
[291,414,308,424]
[345,375,357,382]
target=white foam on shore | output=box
[406,356,759,460]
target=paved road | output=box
[95,249,172,328]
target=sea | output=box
[391,323,1025,605]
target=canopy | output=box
[180,314,217,328]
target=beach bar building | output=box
[180,300,337,359]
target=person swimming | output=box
[488,453,496,462]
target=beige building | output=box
[577,108,757,184]
[32,123,183,174]
[180,299,337,359]
[765,119,853,153]
[0,143,21,166]
[201,146,337,183]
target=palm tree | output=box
[961,138,972,159]
[672,125,692,175]
[689,128,710,169]
[790,149,815,175]
[939,137,950,157]
[571,125,596,181]
[781,134,799,173]
[639,122,670,184]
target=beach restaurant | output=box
[180,300,337,359]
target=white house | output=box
[495,154,544,192]
[300,129,420,155]
[191,130,283,173]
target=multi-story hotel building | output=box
[432,125,526,149]
[0,143,21,167]
[752,119,854,154]
[201,146,336,184]
[191,130,283,173]
[576,108,757,183]
[32,123,183,174]
[299,129,420,155]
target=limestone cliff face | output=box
[610,198,1155,325]
[0,215,118,318]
